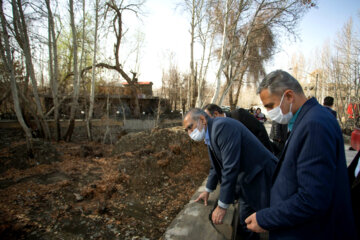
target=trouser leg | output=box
[234,197,260,240]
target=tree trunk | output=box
[77,0,87,137]
[131,84,140,117]
[0,0,33,154]
[211,0,229,104]
[87,0,99,141]
[188,0,196,110]
[195,28,214,108]
[46,0,60,141]
[186,75,192,110]
[0,89,11,106]
[229,84,235,110]
[12,0,51,140]
[103,93,111,144]
[64,0,80,142]
[179,78,183,116]
[233,71,245,107]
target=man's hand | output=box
[194,191,210,206]
[245,213,267,233]
[212,206,226,225]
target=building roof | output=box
[122,81,153,85]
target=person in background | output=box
[254,108,266,123]
[245,70,357,240]
[183,108,277,240]
[323,96,337,118]
[248,107,255,115]
[203,104,273,153]
[269,122,288,158]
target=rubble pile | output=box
[0,127,209,239]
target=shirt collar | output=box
[355,156,360,177]
[204,125,210,145]
[288,106,302,132]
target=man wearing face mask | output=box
[183,108,278,240]
[245,70,357,240]
[203,104,274,153]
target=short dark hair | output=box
[202,104,223,116]
[257,70,304,96]
[323,96,334,106]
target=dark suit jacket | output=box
[205,117,278,211]
[227,108,274,153]
[256,98,357,240]
[348,150,360,237]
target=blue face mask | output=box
[267,92,293,124]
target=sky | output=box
[133,0,360,89]
[136,0,189,88]
[269,0,360,72]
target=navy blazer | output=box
[348,150,360,236]
[257,98,357,240]
[227,108,274,153]
[205,117,277,211]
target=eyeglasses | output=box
[184,123,193,132]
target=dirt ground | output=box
[0,127,209,240]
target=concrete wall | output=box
[164,180,235,240]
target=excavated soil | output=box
[0,127,209,239]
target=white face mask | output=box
[267,92,293,124]
[189,121,206,141]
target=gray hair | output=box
[184,108,208,121]
[257,70,304,96]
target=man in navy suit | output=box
[245,70,357,239]
[203,103,274,153]
[183,108,277,240]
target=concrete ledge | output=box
[164,179,234,240]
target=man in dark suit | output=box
[183,108,277,240]
[323,96,337,118]
[246,70,357,239]
[203,104,273,153]
[269,122,288,158]
[348,150,360,238]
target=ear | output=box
[199,115,207,125]
[284,90,295,102]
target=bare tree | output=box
[86,0,100,141]
[46,0,61,141]
[10,0,51,139]
[195,0,216,108]
[184,0,199,110]
[0,0,33,153]
[211,0,230,104]
[333,18,360,128]
[63,0,80,141]
[211,0,314,105]
[182,0,216,109]
[104,0,144,118]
